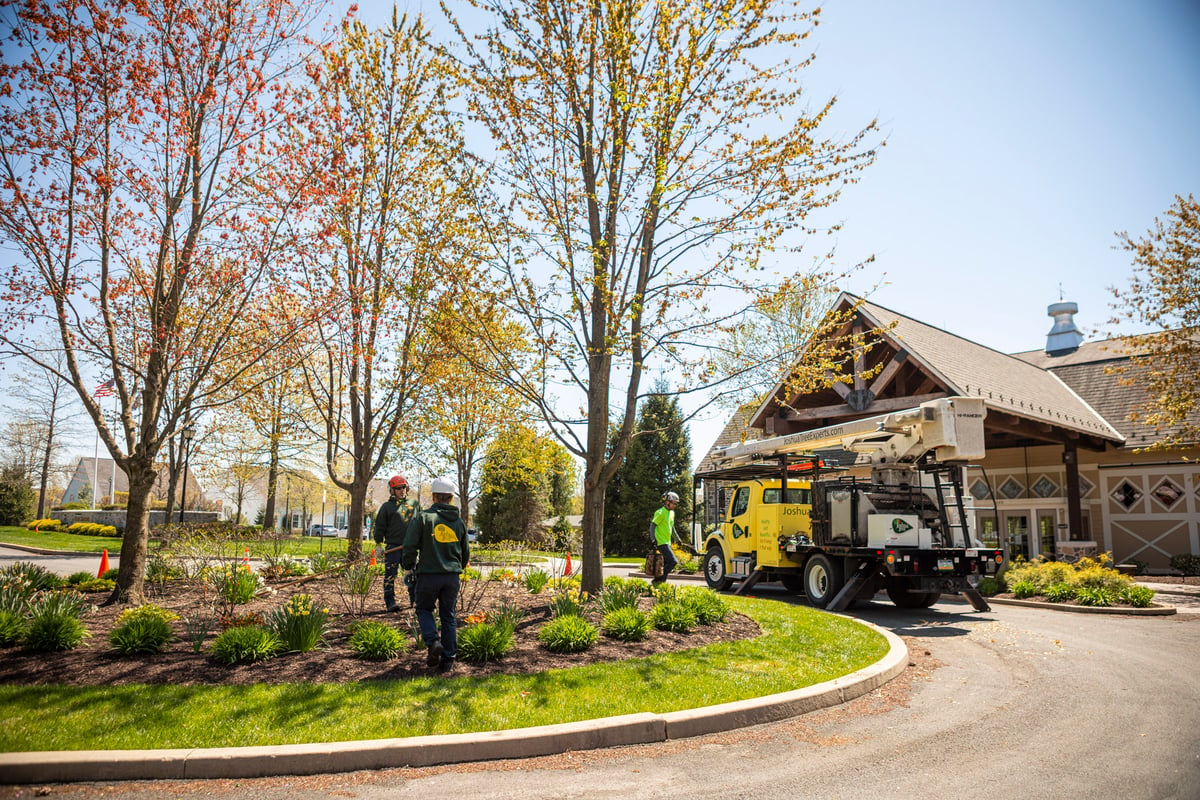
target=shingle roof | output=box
[1014,335,1190,448]
[750,293,1124,444]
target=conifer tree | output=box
[604,390,692,557]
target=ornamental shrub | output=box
[1170,554,1200,576]
[25,518,62,531]
[210,625,281,664]
[267,593,329,653]
[75,578,116,593]
[1,562,61,592]
[347,620,407,661]
[975,576,1004,596]
[458,621,515,662]
[65,522,118,537]
[547,585,589,618]
[538,615,598,653]
[109,605,178,655]
[602,607,651,642]
[65,571,94,586]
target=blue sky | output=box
[686,0,1200,461]
[341,0,1200,466]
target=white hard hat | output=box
[663,491,680,503]
[431,476,458,495]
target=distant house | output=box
[702,293,1200,571]
[60,457,202,509]
[203,467,390,533]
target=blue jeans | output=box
[656,543,678,581]
[414,572,460,663]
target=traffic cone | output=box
[369,550,376,566]
[97,549,109,578]
[243,547,251,572]
[564,552,572,576]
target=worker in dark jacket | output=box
[402,476,470,674]
[374,475,419,612]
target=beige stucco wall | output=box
[967,444,1200,569]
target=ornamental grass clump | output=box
[602,606,651,642]
[210,625,281,665]
[1010,579,1038,599]
[109,604,180,655]
[24,591,91,652]
[2,562,61,592]
[1075,586,1117,607]
[267,593,329,653]
[598,581,642,614]
[0,610,26,646]
[1119,584,1156,608]
[678,587,730,625]
[347,620,407,661]
[1044,582,1078,603]
[538,614,598,653]
[208,564,260,610]
[547,585,589,618]
[650,600,696,633]
[523,569,550,594]
[458,621,515,662]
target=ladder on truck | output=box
[928,464,971,548]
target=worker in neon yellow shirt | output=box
[651,491,680,584]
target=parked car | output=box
[467,528,479,543]
[306,524,337,537]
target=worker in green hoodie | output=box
[402,475,470,675]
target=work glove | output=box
[403,569,416,604]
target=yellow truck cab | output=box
[716,478,812,572]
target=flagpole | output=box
[109,394,117,506]
[92,420,99,510]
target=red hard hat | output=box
[388,475,408,489]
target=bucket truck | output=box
[694,396,1002,611]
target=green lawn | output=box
[0,596,887,752]
[0,526,123,554]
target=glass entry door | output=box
[1038,513,1057,560]
[1005,514,1030,562]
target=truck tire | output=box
[886,585,942,609]
[803,554,843,608]
[704,547,732,591]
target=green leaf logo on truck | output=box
[891,518,913,534]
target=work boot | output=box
[426,639,444,667]
[439,660,456,676]
[386,604,401,613]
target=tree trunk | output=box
[346,476,368,561]
[36,413,55,520]
[107,458,157,606]
[264,435,280,531]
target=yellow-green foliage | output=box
[1003,554,1132,595]
[25,519,62,531]
[65,522,119,537]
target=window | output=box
[969,479,992,500]
[762,487,811,505]
[999,477,1024,499]
[1110,480,1142,511]
[1032,476,1059,498]
[730,487,750,518]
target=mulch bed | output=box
[0,575,760,687]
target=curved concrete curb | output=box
[987,597,1176,615]
[0,620,906,785]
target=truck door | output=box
[726,486,752,555]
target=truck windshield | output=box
[762,487,811,504]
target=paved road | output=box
[3,577,1196,800]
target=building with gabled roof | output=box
[703,292,1200,571]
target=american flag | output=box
[93,379,115,398]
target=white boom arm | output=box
[713,396,987,467]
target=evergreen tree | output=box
[604,390,692,556]
[0,467,36,526]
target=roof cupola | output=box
[1045,301,1084,355]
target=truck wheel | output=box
[886,586,942,608]
[704,547,732,591]
[803,554,843,608]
